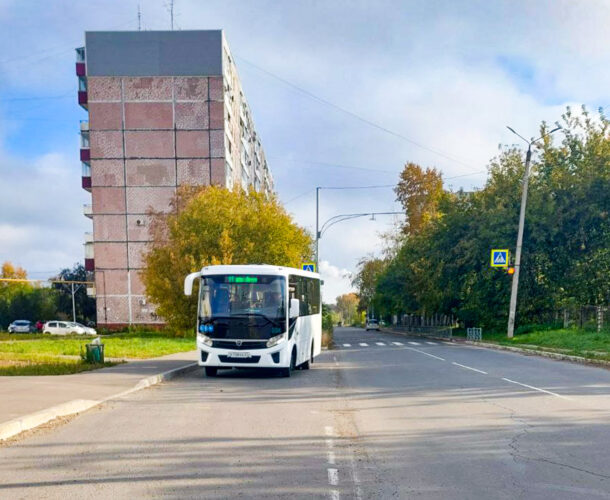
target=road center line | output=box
[405,347,445,361]
[408,341,420,345]
[343,343,351,347]
[359,343,368,347]
[328,467,339,486]
[502,377,571,400]
[392,341,403,346]
[327,450,336,465]
[375,342,385,346]
[452,362,488,374]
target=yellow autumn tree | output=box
[141,186,313,331]
[395,162,444,235]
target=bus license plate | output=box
[227,352,251,358]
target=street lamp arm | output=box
[320,213,369,237]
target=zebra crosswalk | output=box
[340,340,439,348]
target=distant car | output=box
[43,321,96,336]
[365,319,380,331]
[8,320,33,333]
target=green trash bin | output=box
[85,343,105,363]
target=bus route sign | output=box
[301,263,316,273]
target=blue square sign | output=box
[491,249,509,268]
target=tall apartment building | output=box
[76,31,274,327]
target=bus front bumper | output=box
[196,340,290,368]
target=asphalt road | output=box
[2,327,610,499]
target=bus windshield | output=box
[199,275,286,339]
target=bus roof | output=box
[198,264,320,279]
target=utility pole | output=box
[71,283,77,322]
[137,4,141,31]
[506,125,561,338]
[315,187,320,269]
[506,144,531,338]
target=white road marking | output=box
[329,490,340,500]
[426,342,437,345]
[375,342,386,346]
[328,468,339,486]
[325,438,334,448]
[406,347,445,361]
[325,426,335,436]
[342,343,351,347]
[502,377,571,400]
[452,362,488,374]
[408,341,420,345]
[327,450,336,465]
[392,341,403,346]
[359,342,368,347]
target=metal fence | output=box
[391,325,453,340]
[466,327,482,341]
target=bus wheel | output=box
[301,344,313,370]
[205,367,218,377]
[280,349,296,377]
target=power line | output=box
[268,156,396,175]
[236,55,481,172]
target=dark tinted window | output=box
[289,275,321,316]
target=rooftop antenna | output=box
[137,3,142,31]
[165,0,175,30]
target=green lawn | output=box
[457,328,610,361]
[0,331,195,376]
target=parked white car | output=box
[43,321,96,335]
[8,320,33,333]
[365,319,380,331]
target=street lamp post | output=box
[506,125,561,338]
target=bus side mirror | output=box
[290,298,300,319]
[184,272,202,296]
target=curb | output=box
[463,341,610,368]
[0,361,198,442]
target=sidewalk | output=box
[1,350,198,438]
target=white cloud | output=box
[319,260,355,305]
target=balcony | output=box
[80,120,89,132]
[84,232,93,244]
[76,62,86,77]
[86,286,96,297]
[83,204,92,219]
[80,148,90,162]
[75,47,85,63]
[78,91,88,110]
[82,162,91,191]
[84,259,95,272]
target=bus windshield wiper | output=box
[230,313,282,327]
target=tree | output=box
[142,186,313,331]
[0,262,59,328]
[351,256,387,314]
[335,293,359,325]
[52,263,96,324]
[395,162,444,235]
[373,107,610,330]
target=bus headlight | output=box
[266,333,286,348]
[197,333,213,347]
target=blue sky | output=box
[1,0,609,301]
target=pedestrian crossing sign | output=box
[301,262,316,273]
[491,249,509,268]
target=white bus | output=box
[184,265,322,377]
